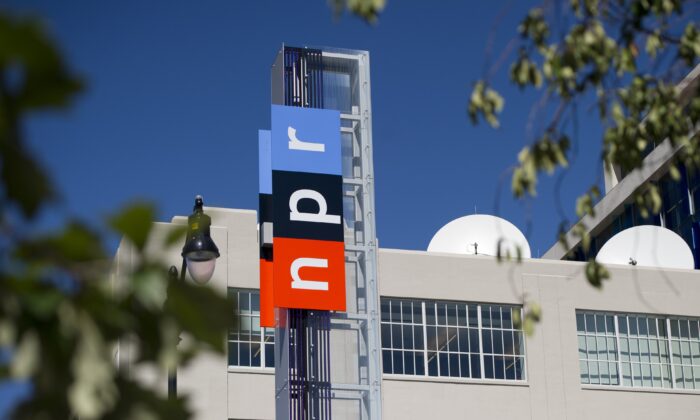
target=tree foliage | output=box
[338,0,700,291]
[0,12,232,419]
[467,0,700,286]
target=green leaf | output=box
[164,279,234,352]
[585,259,609,288]
[0,14,83,111]
[10,331,39,379]
[331,0,386,23]
[0,139,55,218]
[468,81,504,128]
[16,221,105,264]
[108,203,156,251]
[164,225,188,247]
[679,23,700,66]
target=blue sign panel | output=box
[258,130,272,194]
[271,105,341,175]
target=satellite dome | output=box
[596,225,694,270]
[427,214,531,258]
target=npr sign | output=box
[265,105,346,313]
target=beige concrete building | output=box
[115,206,700,419]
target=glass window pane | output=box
[426,303,436,326]
[447,327,458,352]
[251,342,261,367]
[589,361,600,384]
[606,316,615,335]
[449,354,459,377]
[460,354,470,378]
[596,314,606,334]
[401,301,412,324]
[427,327,437,351]
[414,326,424,350]
[491,307,502,329]
[482,330,493,354]
[468,306,479,327]
[471,354,481,379]
[493,330,504,354]
[690,321,700,339]
[494,356,505,379]
[502,307,513,329]
[577,313,586,332]
[240,293,250,313]
[610,362,619,385]
[481,306,491,328]
[381,324,391,348]
[382,350,392,373]
[428,352,438,376]
[391,300,400,323]
[580,360,590,384]
[404,352,415,375]
[381,299,390,322]
[622,362,632,386]
[648,318,657,337]
[413,302,423,324]
[457,305,467,327]
[671,320,680,338]
[680,320,690,339]
[600,361,610,385]
[393,351,404,375]
[469,329,480,353]
[618,316,628,335]
[638,318,648,336]
[484,355,494,379]
[437,303,447,325]
[447,304,457,326]
[503,330,514,355]
[505,356,515,380]
[240,343,250,366]
[629,317,638,336]
[392,325,402,350]
[578,336,587,359]
[458,328,469,353]
[265,343,275,368]
[415,353,425,376]
[228,341,239,366]
[403,325,414,349]
[439,352,449,377]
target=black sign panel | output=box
[272,170,344,242]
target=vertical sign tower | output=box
[264,46,382,419]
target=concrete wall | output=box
[379,249,700,420]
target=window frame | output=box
[577,310,700,391]
[228,288,275,370]
[380,297,527,383]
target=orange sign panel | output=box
[272,237,346,311]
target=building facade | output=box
[115,207,700,419]
[113,48,700,419]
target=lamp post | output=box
[167,195,220,399]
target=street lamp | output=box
[170,195,220,284]
[168,195,220,399]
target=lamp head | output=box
[182,195,220,284]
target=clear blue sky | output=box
[8,1,604,255]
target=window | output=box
[577,311,700,390]
[381,298,526,381]
[228,289,274,369]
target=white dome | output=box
[596,225,694,270]
[427,214,531,258]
